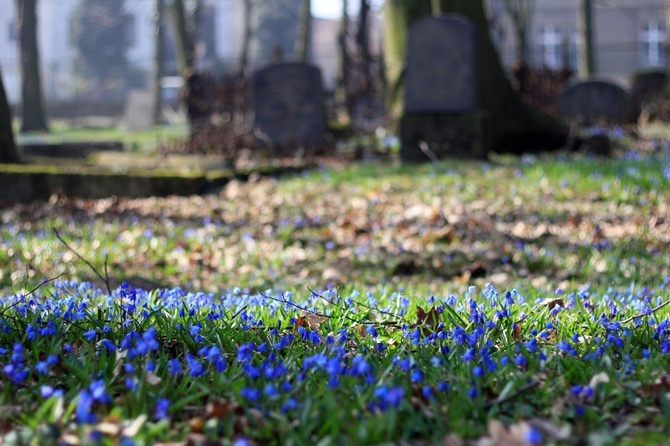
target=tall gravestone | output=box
[252,62,327,154]
[400,15,489,161]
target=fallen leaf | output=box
[96,421,120,436]
[637,374,670,398]
[122,414,147,437]
[146,370,162,386]
[300,310,326,330]
[416,305,440,334]
[539,298,564,310]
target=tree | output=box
[357,0,372,90]
[500,0,535,66]
[0,65,20,163]
[336,0,351,114]
[172,0,195,75]
[16,0,49,132]
[152,0,165,125]
[295,0,312,62]
[70,0,131,99]
[578,0,595,76]
[383,0,566,153]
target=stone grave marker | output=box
[558,80,630,124]
[252,62,327,153]
[400,15,488,161]
[404,15,476,113]
[122,89,155,131]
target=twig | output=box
[308,286,404,321]
[26,273,65,297]
[53,227,112,296]
[231,305,248,320]
[259,291,403,328]
[620,300,670,324]
[260,291,333,319]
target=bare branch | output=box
[620,300,670,324]
[53,227,112,296]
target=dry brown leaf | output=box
[300,310,326,330]
[539,298,565,310]
[637,374,670,398]
[416,305,441,334]
[205,399,237,420]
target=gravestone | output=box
[404,15,476,113]
[252,62,327,154]
[558,80,631,124]
[122,90,155,131]
[400,15,489,161]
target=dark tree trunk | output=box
[337,0,351,116]
[16,0,48,133]
[295,0,312,62]
[357,0,371,90]
[173,0,194,77]
[578,0,596,76]
[151,0,164,125]
[0,66,20,163]
[384,0,567,154]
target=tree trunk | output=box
[384,0,566,154]
[337,0,350,116]
[16,0,48,133]
[173,0,194,77]
[151,0,164,125]
[235,0,253,124]
[578,0,595,76]
[295,0,312,62]
[357,0,371,90]
[0,65,20,163]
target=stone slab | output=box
[404,15,477,113]
[252,62,327,153]
[558,79,630,124]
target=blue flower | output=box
[168,358,182,376]
[90,380,111,403]
[240,387,260,401]
[154,398,170,420]
[83,330,97,342]
[525,426,543,445]
[76,390,96,424]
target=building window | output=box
[537,25,562,69]
[640,21,666,67]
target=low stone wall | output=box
[0,166,207,202]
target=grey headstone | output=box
[404,15,477,113]
[558,80,629,124]
[122,90,155,131]
[252,62,327,152]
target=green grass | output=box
[16,122,188,153]
[0,147,669,444]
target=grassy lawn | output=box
[0,144,669,444]
[16,122,188,153]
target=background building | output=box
[488,0,667,83]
